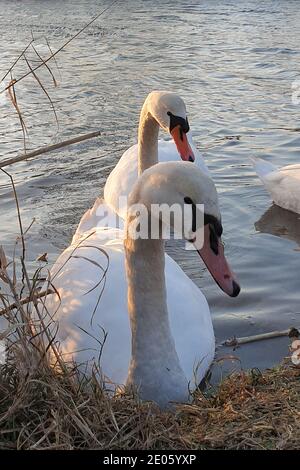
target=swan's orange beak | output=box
[171,125,195,162]
[197,225,240,297]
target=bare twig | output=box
[23,53,59,129]
[0,130,101,168]
[7,76,28,152]
[0,39,34,83]
[223,327,300,347]
[45,37,62,80]
[0,289,53,317]
[31,43,58,87]
[0,168,26,265]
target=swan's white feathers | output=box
[252,157,300,214]
[46,227,215,387]
[104,138,209,219]
[72,199,124,244]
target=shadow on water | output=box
[255,203,300,247]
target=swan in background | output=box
[103,91,209,220]
[73,90,208,241]
[255,203,300,247]
[45,162,240,408]
[251,156,300,214]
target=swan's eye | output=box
[184,197,194,205]
[184,197,196,232]
[168,111,190,134]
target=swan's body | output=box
[71,199,124,244]
[252,157,300,214]
[104,137,209,219]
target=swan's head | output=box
[145,91,195,162]
[128,162,240,298]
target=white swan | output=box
[73,91,207,241]
[45,162,240,408]
[252,157,300,214]
[103,91,209,220]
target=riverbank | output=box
[0,360,299,450]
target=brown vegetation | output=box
[0,356,299,450]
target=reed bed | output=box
[0,352,299,450]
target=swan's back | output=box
[72,199,124,244]
[252,157,300,214]
[251,156,277,180]
[104,136,209,219]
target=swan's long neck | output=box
[138,102,159,175]
[124,235,189,408]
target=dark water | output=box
[1,0,300,376]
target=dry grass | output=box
[0,355,299,450]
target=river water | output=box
[1,0,300,377]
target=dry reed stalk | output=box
[7,77,28,152]
[0,289,53,317]
[31,43,58,88]
[23,54,59,129]
[0,39,34,83]
[0,130,101,168]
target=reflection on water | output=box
[255,204,300,247]
[1,0,300,373]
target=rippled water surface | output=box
[1,0,300,375]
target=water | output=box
[1,0,300,376]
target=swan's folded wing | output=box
[104,145,139,219]
[72,198,124,244]
[43,231,130,385]
[263,166,300,214]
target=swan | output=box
[251,156,300,214]
[44,162,240,409]
[73,91,208,241]
[103,91,209,221]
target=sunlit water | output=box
[1,0,300,378]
